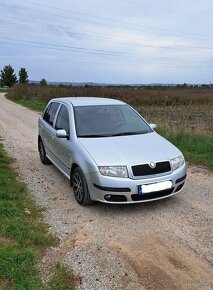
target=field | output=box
[7,84,213,170]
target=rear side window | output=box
[43,102,60,126]
[55,105,70,134]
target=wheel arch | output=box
[38,135,43,150]
[70,163,80,186]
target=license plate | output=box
[138,181,172,195]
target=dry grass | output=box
[8,84,213,133]
[7,84,213,170]
[8,84,213,106]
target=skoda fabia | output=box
[38,97,187,205]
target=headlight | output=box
[171,155,185,171]
[98,166,128,178]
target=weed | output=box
[47,263,76,290]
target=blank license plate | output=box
[138,181,172,195]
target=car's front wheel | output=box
[38,138,51,165]
[73,167,93,205]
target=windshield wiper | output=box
[78,134,111,138]
[109,131,150,137]
[78,131,150,138]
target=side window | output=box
[43,102,60,126]
[55,105,70,135]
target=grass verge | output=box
[0,88,9,93]
[13,99,46,111]
[47,263,76,290]
[158,127,213,170]
[0,142,76,289]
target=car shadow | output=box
[90,194,182,216]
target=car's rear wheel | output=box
[38,138,51,165]
[73,167,93,205]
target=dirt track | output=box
[0,93,212,290]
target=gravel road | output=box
[0,93,212,290]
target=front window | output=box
[74,105,152,137]
[55,104,70,135]
[43,102,60,126]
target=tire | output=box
[72,167,93,205]
[38,138,51,165]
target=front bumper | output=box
[86,164,187,204]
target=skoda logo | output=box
[149,162,156,169]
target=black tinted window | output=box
[74,105,152,137]
[55,105,70,134]
[43,102,60,126]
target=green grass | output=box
[158,127,213,170]
[47,263,76,290]
[0,143,76,289]
[0,88,9,93]
[14,99,46,111]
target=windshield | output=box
[74,104,152,137]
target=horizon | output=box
[28,80,212,86]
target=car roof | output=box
[52,97,125,107]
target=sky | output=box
[0,0,213,84]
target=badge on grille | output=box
[149,162,156,169]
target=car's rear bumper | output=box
[86,164,187,204]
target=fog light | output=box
[105,195,112,201]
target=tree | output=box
[19,68,28,84]
[40,78,47,87]
[0,65,17,87]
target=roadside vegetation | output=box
[14,98,46,111]
[0,142,75,289]
[47,263,76,290]
[6,83,213,171]
[158,128,213,170]
[0,87,9,93]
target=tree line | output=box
[0,64,48,87]
[0,65,28,87]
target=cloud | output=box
[0,0,213,83]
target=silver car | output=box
[38,97,187,205]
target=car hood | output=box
[78,132,182,166]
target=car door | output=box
[53,104,72,176]
[42,102,60,161]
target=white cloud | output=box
[0,0,213,83]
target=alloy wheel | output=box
[73,172,83,201]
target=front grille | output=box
[131,188,174,201]
[132,161,171,176]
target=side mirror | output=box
[149,123,157,130]
[56,129,68,138]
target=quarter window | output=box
[55,105,70,135]
[43,102,60,126]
